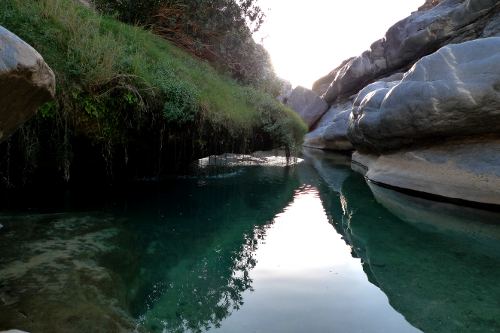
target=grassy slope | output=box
[0,0,306,183]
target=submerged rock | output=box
[352,138,500,206]
[315,0,500,103]
[0,26,55,142]
[349,37,500,152]
[286,86,328,128]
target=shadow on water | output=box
[116,166,301,333]
[0,165,301,333]
[307,150,500,333]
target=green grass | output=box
[0,0,306,152]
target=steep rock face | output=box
[286,86,328,128]
[311,57,355,97]
[0,26,55,142]
[307,1,500,206]
[349,37,500,152]
[314,0,500,103]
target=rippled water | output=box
[0,150,499,333]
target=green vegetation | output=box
[93,0,280,93]
[0,0,306,186]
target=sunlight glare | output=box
[252,185,355,278]
[255,0,425,88]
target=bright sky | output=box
[255,0,424,88]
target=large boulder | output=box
[352,138,500,206]
[349,37,500,152]
[286,86,328,129]
[303,100,353,151]
[0,26,55,142]
[315,0,500,103]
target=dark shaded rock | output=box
[312,57,355,96]
[286,86,328,129]
[303,100,353,151]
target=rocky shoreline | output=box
[285,0,500,206]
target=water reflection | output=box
[211,185,420,333]
[317,168,500,333]
[119,167,301,333]
[1,152,499,333]
[368,182,500,255]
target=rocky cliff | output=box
[288,0,500,206]
[0,26,55,143]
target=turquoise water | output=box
[0,151,499,333]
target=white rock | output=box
[349,37,500,152]
[316,0,500,103]
[352,139,500,206]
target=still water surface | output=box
[0,151,499,333]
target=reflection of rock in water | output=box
[0,214,135,333]
[368,182,500,257]
[302,148,351,192]
[330,174,500,333]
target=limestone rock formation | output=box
[0,26,55,142]
[349,37,500,152]
[352,138,500,206]
[314,0,500,103]
[303,100,353,151]
[286,86,328,128]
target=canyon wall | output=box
[287,0,500,205]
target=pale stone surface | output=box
[316,0,500,103]
[349,37,500,152]
[0,26,55,142]
[286,86,328,128]
[303,100,353,151]
[351,139,500,206]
